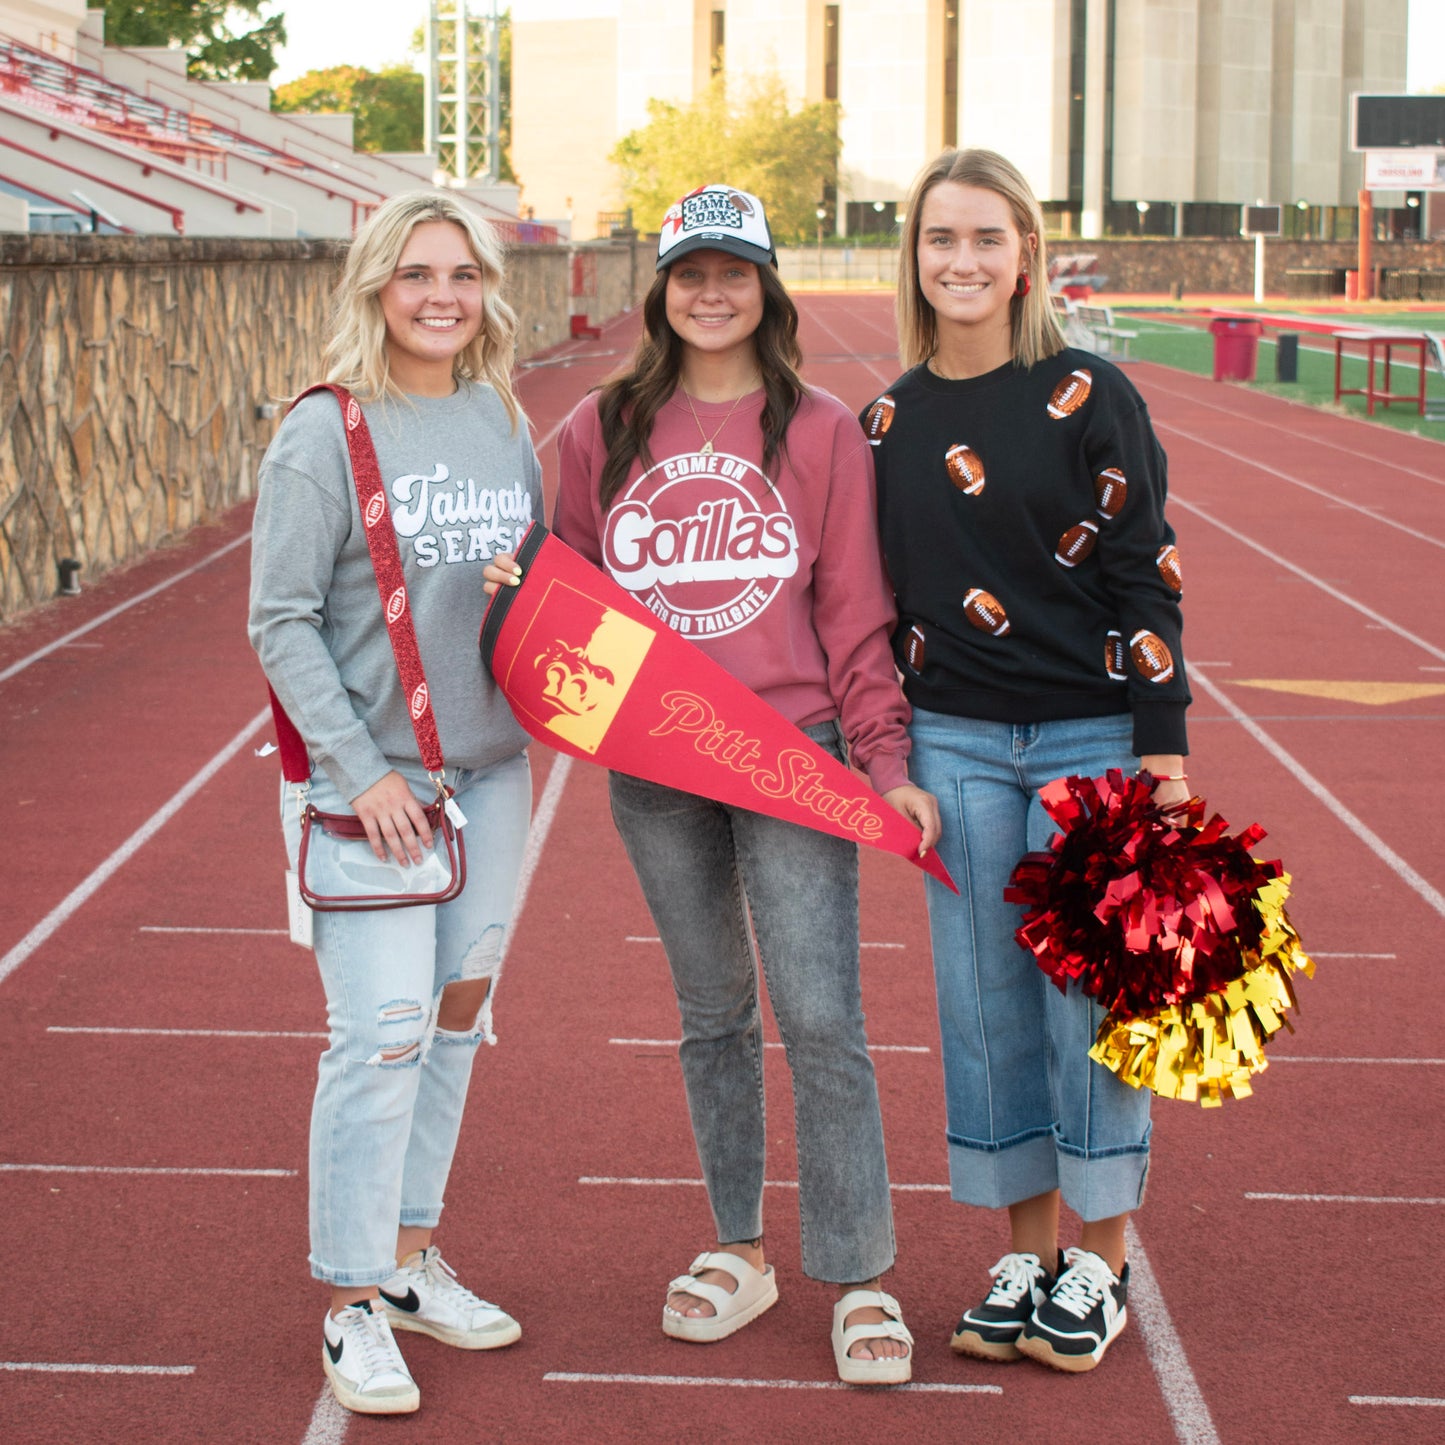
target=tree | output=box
[103,1,285,82]
[611,75,841,243]
[272,65,425,154]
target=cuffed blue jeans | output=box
[281,753,531,1285]
[907,709,1152,1222]
[607,722,896,1284]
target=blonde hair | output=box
[324,191,523,427]
[896,149,1066,371]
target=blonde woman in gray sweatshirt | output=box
[249,192,542,1417]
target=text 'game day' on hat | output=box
[656,185,776,271]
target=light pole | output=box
[816,205,827,280]
[873,200,886,281]
[1135,200,1149,236]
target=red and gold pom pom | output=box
[1006,770,1314,1105]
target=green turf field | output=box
[1116,310,1445,439]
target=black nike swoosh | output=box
[378,1286,421,1314]
[325,1334,345,1364]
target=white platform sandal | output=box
[661,1251,778,1342]
[832,1288,914,1385]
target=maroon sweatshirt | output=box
[554,385,912,794]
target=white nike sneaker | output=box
[379,1246,521,1350]
[322,1300,419,1414]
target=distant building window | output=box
[1067,0,1086,204]
[711,10,725,77]
[824,6,839,101]
[943,6,958,149]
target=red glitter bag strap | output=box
[269,384,444,782]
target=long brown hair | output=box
[896,149,1066,371]
[596,263,805,509]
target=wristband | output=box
[1143,771,1188,782]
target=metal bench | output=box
[1426,333,1445,421]
[1075,304,1140,359]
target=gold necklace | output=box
[681,385,752,456]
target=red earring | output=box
[1015,272,1031,297]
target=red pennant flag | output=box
[480,522,955,893]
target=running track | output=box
[2,296,1442,1444]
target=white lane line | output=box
[624,935,905,950]
[0,532,253,683]
[1311,952,1396,959]
[1,1362,195,1376]
[1191,669,1445,921]
[804,306,896,389]
[299,1386,351,1445]
[1125,1221,1220,1445]
[1141,376,1445,487]
[1246,1193,1445,1205]
[48,1026,326,1040]
[0,708,271,988]
[578,1176,948,1193]
[1160,422,1445,549]
[1173,503,1445,665]
[0,1164,296,1177]
[139,926,287,936]
[1272,1056,1441,1065]
[544,1372,999,1394]
[608,1038,929,1054]
[1350,1396,1445,1408]
[492,754,572,1007]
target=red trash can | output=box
[1209,318,1264,381]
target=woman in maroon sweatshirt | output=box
[532,184,935,1383]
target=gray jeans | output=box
[607,722,896,1284]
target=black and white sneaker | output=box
[379,1246,521,1350]
[1017,1247,1128,1373]
[950,1252,1059,1361]
[322,1300,420,1414]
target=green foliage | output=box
[272,65,425,154]
[611,75,841,243]
[103,1,285,82]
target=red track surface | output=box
[3,297,1442,1444]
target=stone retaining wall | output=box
[777,238,1445,292]
[0,234,645,621]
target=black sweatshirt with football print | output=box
[863,348,1190,757]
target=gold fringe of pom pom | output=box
[1088,873,1315,1107]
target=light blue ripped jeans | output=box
[281,752,531,1286]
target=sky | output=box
[267,0,1445,92]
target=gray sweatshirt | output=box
[248,381,543,802]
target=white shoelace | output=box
[982,1252,1044,1307]
[340,1307,407,1379]
[1048,1250,1115,1321]
[416,1249,495,1310]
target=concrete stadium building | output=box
[0,0,538,239]
[512,0,1409,242]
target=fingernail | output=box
[508,573,521,585]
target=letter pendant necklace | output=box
[681,385,750,456]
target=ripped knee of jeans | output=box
[436,974,496,1048]
[454,923,508,1045]
[364,998,427,1067]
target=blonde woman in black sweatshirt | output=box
[864,149,1191,1375]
